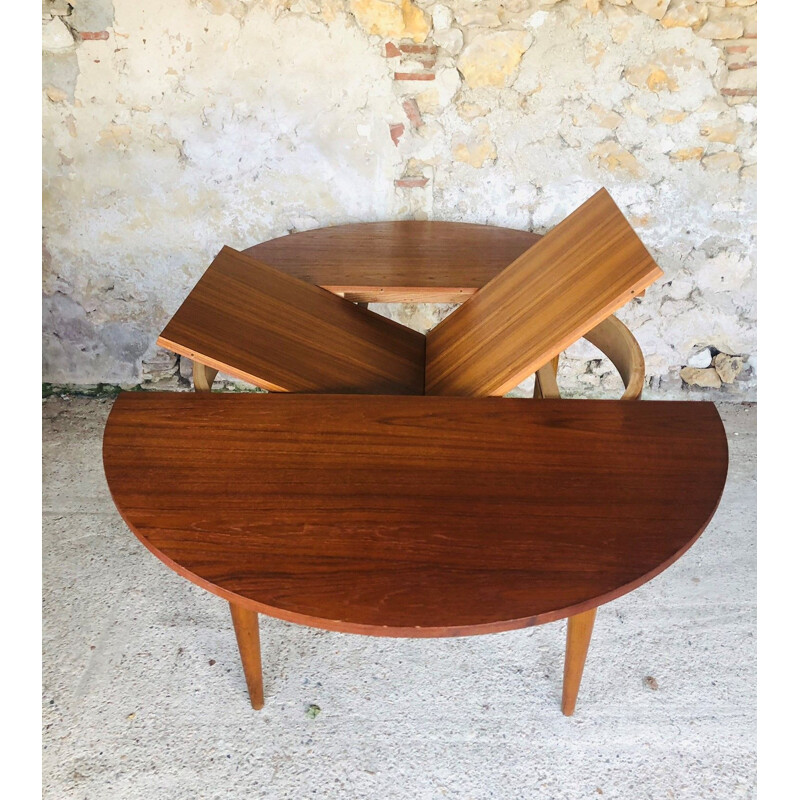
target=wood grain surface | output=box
[103,393,728,637]
[242,221,542,303]
[157,246,426,395]
[425,189,664,397]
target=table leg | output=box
[532,354,560,399]
[229,601,264,710]
[561,607,597,716]
[192,361,219,392]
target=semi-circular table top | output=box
[104,393,728,638]
[242,221,542,302]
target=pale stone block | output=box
[696,252,752,293]
[700,122,741,144]
[414,88,440,114]
[589,141,644,178]
[44,1,72,16]
[741,163,756,180]
[585,40,606,68]
[70,0,114,32]
[664,271,695,301]
[43,48,79,101]
[659,110,688,124]
[610,17,634,44]
[724,67,756,92]
[452,123,497,168]
[142,348,178,381]
[740,145,756,164]
[713,353,744,383]
[702,151,742,171]
[318,0,348,22]
[452,138,497,168]
[590,104,623,130]
[432,27,463,54]
[736,103,757,123]
[178,356,194,382]
[698,16,744,40]
[291,1,324,13]
[430,3,452,31]
[350,0,431,43]
[660,1,708,31]
[46,86,68,102]
[670,147,704,162]
[415,66,460,112]
[680,367,722,388]
[739,5,757,37]
[438,66,462,101]
[455,6,502,28]
[42,16,75,50]
[631,0,670,21]
[647,68,674,91]
[625,64,677,92]
[401,0,432,42]
[503,0,531,12]
[97,124,132,148]
[723,95,754,106]
[457,101,489,120]
[457,30,532,88]
[687,348,712,368]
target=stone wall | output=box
[42,0,756,399]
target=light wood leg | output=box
[533,354,560,399]
[229,601,264,710]
[561,607,596,716]
[192,361,219,392]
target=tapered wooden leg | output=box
[229,602,264,710]
[533,354,560,399]
[192,360,219,392]
[561,607,597,716]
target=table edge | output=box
[103,395,729,638]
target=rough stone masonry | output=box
[42,0,756,400]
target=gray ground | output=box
[43,398,756,800]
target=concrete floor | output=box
[43,397,756,800]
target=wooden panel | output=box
[104,393,728,637]
[242,221,542,303]
[157,246,426,395]
[424,189,664,397]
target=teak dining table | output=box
[104,393,728,715]
[105,214,728,715]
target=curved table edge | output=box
[241,220,544,304]
[102,402,729,638]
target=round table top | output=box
[104,393,728,638]
[242,220,542,302]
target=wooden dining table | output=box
[104,392,727,715]
[105,217,727,716]
[241,220,544,303]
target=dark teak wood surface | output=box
[425,189,664,397]
[243,221,542,303]
[157,246,425,395]
[104,393,728,637]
